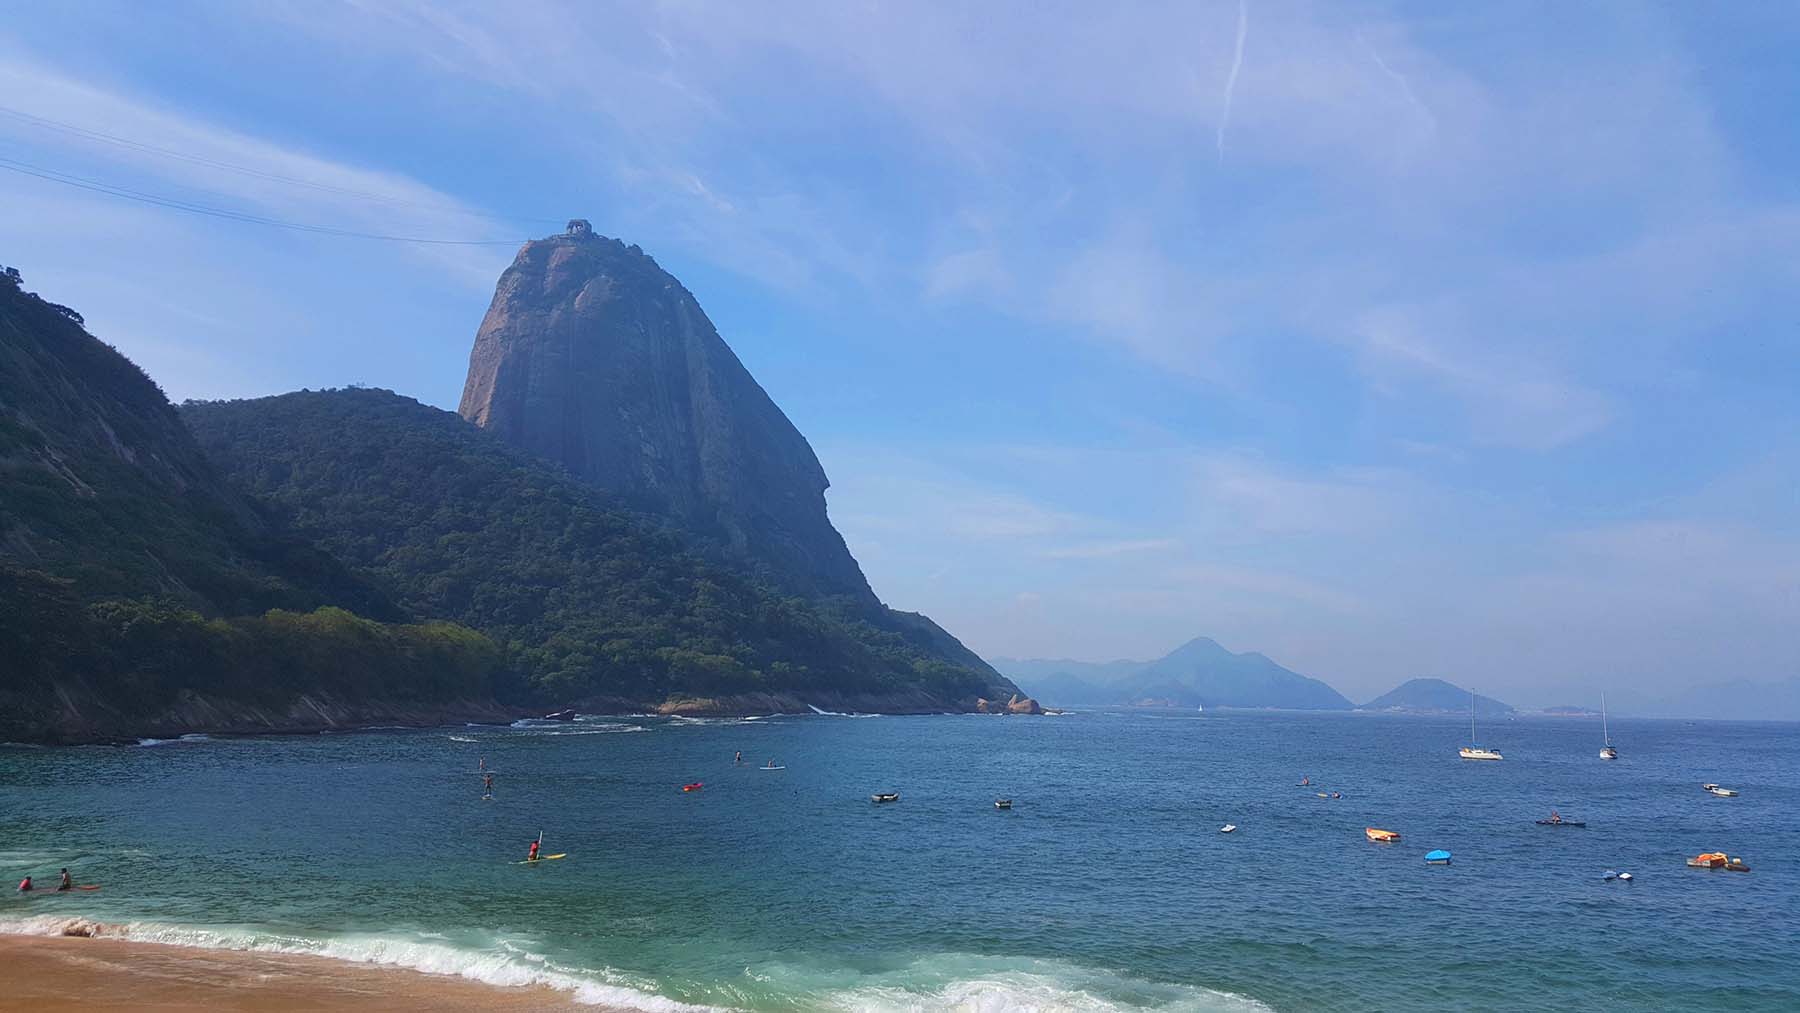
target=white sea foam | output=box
[447,735,479,743]
[826,975,1270,1012]
[767,954,1272,1013]
[817,964,1267,1007]
[0,916,719,1012]
[135,734,211,747]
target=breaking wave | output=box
[0,916,718,1012]
[135,734,211,747]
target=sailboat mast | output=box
[1470,689,1476,742]
[1602,692,1610,745]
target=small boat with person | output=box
[871,792,900,804]
[994,799,1013,809]
[1701,783,1738,797]
[1536,811,1586,827]
[1687,852,1750,872]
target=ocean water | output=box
[2,710,1796,1011]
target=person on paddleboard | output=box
[57,869,71,892]
[735,751,742,765]
[16,876,30,893]
[527,839,540,862]
[483,773,494,794]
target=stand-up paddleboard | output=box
[512,854,567,865]
[482,794,494,801]
[759,766,786,771]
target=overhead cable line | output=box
[0,156,531,246]
[0,104,566,227]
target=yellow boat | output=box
[1366,827,1400,842]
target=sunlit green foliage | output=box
[182,388,997,704]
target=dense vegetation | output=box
[0,265,392,618]
[182,388,1006,707]
[0,564,505,743]
[2,267,502,741]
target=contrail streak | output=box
[1216,0,1248,164]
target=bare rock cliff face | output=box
[459,226,873,600]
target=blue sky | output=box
[3,2,1796,707]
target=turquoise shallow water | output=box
[3,710,1797,1011]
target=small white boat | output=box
[1702,783,1738,797]
[1599,692,1617,760]
[1219,824,1236,833]
[1602,869,1633,881]
[1460,689,1503,760]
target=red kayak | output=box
[682,782,704,792]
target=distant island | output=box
[1359,678,1515,717]
[995,637,1353,711]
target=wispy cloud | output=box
[1216,0,1249,163]
[0,52,512,285]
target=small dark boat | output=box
[544,709,578,722]
[994,799,1013,809]
[871,793,900,803]
[1536,819,1587,827]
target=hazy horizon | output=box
[3,2,1796,708]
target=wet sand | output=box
[0,934,590,1011]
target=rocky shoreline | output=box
[4,687,1052,746]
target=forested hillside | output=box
[183,387,1014,711]
[0,267,506,742]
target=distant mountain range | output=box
[996,637,1353,710]
[1360,678,1514,717]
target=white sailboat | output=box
[1599,692,1618,760]
[1459,688,1503,760]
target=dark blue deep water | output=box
[3,710,1796,1010]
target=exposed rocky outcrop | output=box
[12,679,520,746]
[459,225,872,600]
[976,693,1044,715]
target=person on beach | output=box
[15,876,29,893]
[57,869,71,892]
[527,839,540,862]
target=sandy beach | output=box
[0,934,589,1012]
